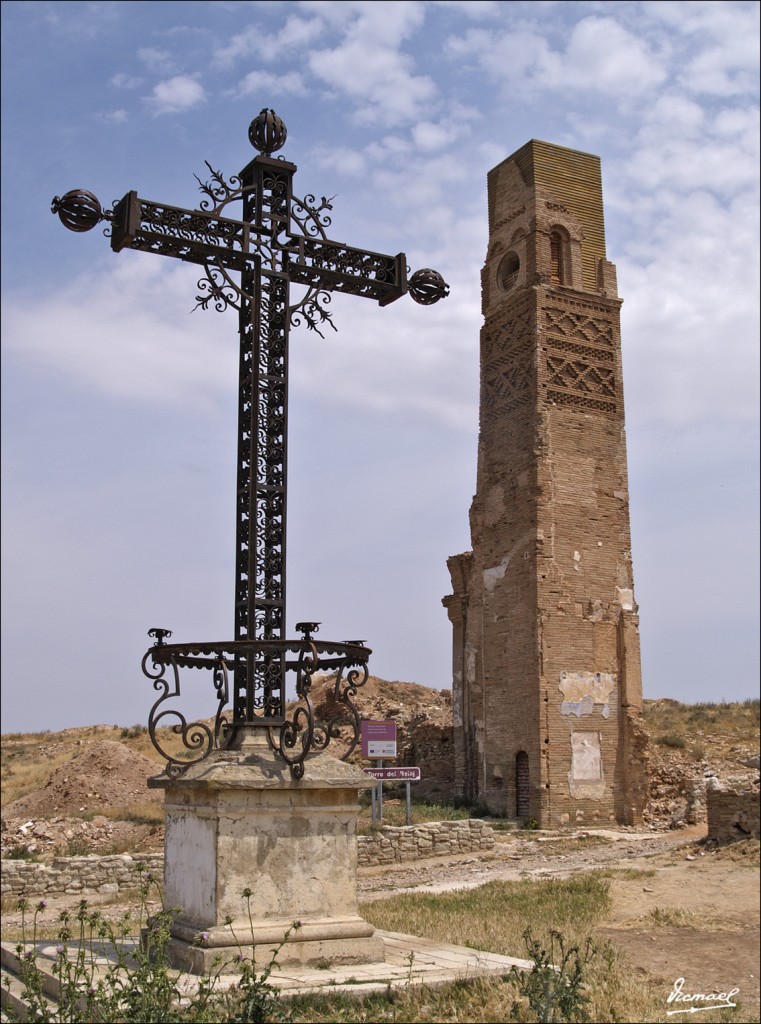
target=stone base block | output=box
[167,918,385,973]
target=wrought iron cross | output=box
[52,109,448,777]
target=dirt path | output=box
[357,825,704,896]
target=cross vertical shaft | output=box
[234,155,295,727]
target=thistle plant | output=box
[510,927,596,1023]
[2,875,297,1023]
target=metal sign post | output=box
[363,766,421,826]
[361,721,398,823]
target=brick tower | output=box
[443,141,648,827]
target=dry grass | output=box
[591,866,657,880]
[362,874,611,954]
[98,803,164,825]
[0,725,207,808]
[643,697,760,749]
[286,872,752,1023]
[1,743,80,806]
[356,796,472,832]
[642,906,737,931]
[710,837,760,865]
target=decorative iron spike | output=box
[148,627,173,647]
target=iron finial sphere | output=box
[51,190,104,232]
[249,109,287,155]
[408,268,450,305]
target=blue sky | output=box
[2,0,759,732]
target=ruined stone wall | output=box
[358,820,495,866]
[0,824,496,896]
[0,853,164,898]
[706,777,760,842]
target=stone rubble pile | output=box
[1,815,162,858]
[643,745,759,830]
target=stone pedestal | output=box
[148,737,384,973]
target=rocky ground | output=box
[1,683,757,859]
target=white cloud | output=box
[311,144,369,178]
[560,16,667,94]
[412,119,462,152]
[447,14,666,99]
[110,72,142,89]
[615,181,759,431]
[138,46,177,74]
[146,75,207,116]
[4,259,235,410]
[307,2,436,124]
[431,0,500,16]
[609,86,759,204]
[288,283,479,432]
[233,69,307,98]
[95,109,129,125]
[214,14,325,66]
[679,33,760,96]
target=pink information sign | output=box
[360,720,397,759]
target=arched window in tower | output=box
[550,230,565,285]
[497,251,520,292]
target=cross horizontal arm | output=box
[110,191,252,272]
[109,192,409,306]
[288,237,407,306]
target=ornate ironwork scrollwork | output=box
[195,264,240,312]
[195,162,243,212]
[143,632,372,779]
[289,289,336,337]
[290,193,333,240]
[143,645,232,779]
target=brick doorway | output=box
[516,751,530,818]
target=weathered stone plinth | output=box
[148,736,383,973]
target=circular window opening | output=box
[497,251,520,292]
